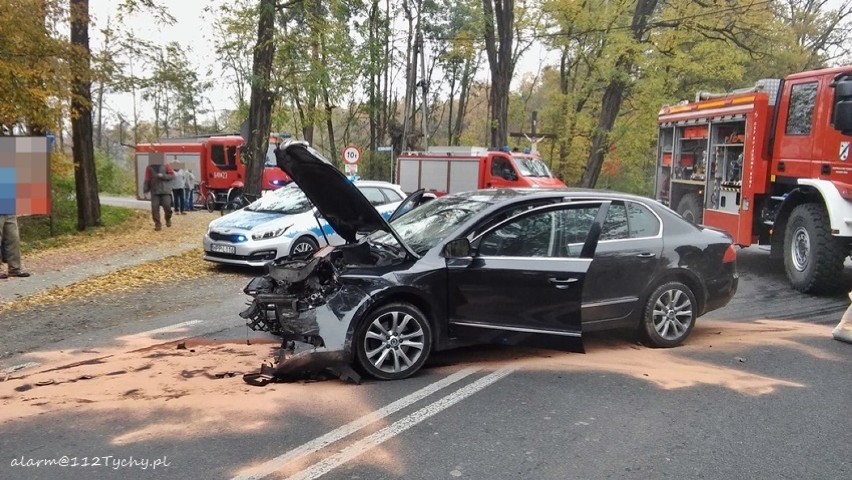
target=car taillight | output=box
[722,244,736,263]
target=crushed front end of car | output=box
[239,244,392,384]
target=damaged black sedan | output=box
[241,141,738,381]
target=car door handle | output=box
[636,252,656,258]
[549,277,579,289]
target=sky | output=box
[90,0,557,128]
[91,0,228,124]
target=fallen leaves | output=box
[4,209,238,314]
[0,248,231,314]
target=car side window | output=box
[490,157,516,178]
[557,206,599,257]
[600,201,628,241]
[479,210,556,257]
[627,202,660,237]
[786,82,818,136]
[359,187,386,206]
[477,204,600,258]
[381,188,403,202]
[469,200,558,238]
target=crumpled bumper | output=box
[240,284,374,384]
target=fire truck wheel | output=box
[640,281,697,348]
[289,236,319,259]
[354,302,432,380]
[676,194,703,224]
[783,203,845,293]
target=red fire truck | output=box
[396,146,565,196]
[654,66,852,293]
[134,134,290,210]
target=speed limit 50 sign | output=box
[342,145,361,165]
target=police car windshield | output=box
[245,184,312,214]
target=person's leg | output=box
[3,217,28,276]
[178,188,186,213]
[0,215,8,278]
[151,196,162,230]
[185,188,194,211]
[164,194,173,227]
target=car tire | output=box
[676,193,703,224]
[355,303,432,380]
[289,236,319,258]
[783,203,846,293]
[640,281,697,348]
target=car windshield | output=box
[513,156,554,178]
[368,194,494,254]
[244,184,312,214]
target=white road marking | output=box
[231,367,481,480]
[139,320,205,336]
[285,365,518,480]
[2,361,40,374]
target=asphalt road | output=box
[0,248,850,480]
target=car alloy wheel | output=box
[355,303,432,380]
[289,236,318,258]
[641,281,696,348]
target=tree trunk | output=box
[96,80,104,149]
[452,54,476,146]
[381,0,391,146]
[400,3,417,151]
[482,0,515,149]
[368,0,378,152]
[70,0,101,231]
[580,0,657,188]
[245,0,276,198]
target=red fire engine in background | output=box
[396,146,565,196]
[134,134,289,210]
[655,65,852,293]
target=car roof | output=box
[450,187,657,205]
[353,180,402,188]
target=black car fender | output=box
[342,284,444,361]
[640,266,708,318]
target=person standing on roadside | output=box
[184,168,196,211]
[171,165,187,215]
[143,157,175,231]
[0,214,31,279]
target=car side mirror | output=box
[444,238,471,258]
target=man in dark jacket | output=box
[143,159,175,231]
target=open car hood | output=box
[275,141,420,258]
